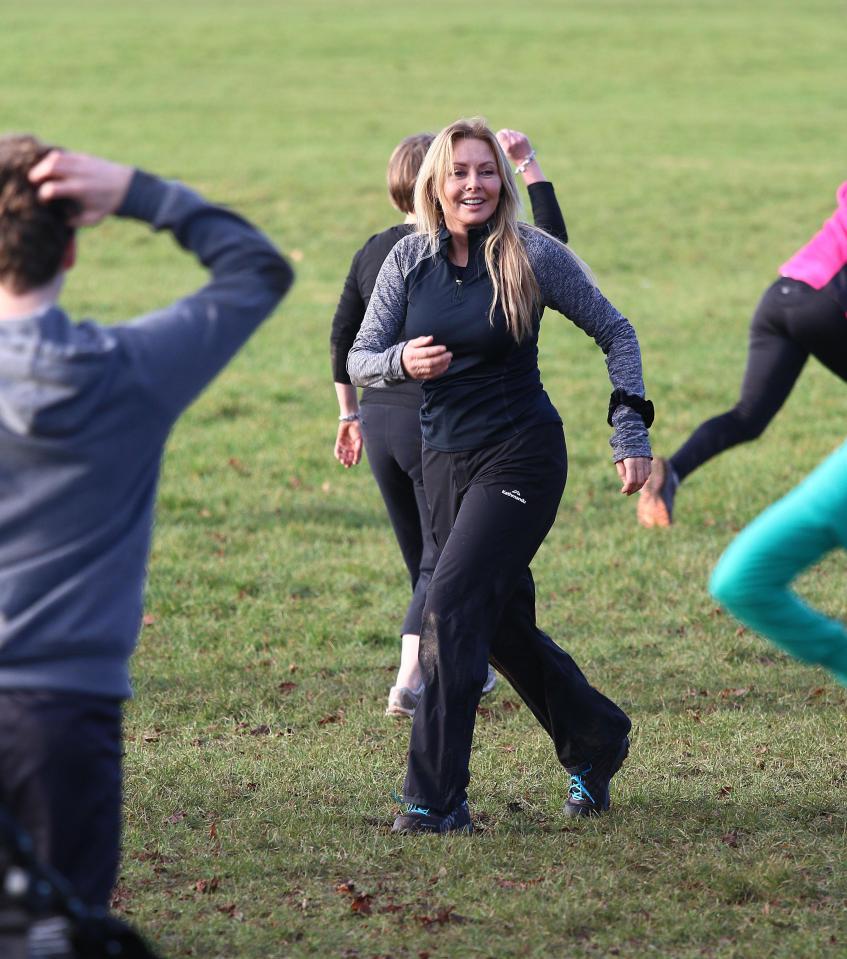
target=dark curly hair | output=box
[0,134,78,294]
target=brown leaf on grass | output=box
[734,626,746,636]
[208,822,218,841]
[289,663,298,673]
[245,782,259,792]
[808,686,826,698]
[720,687,751,699]
[142,614,156,627]
[380,902,405,914]
[194,877,220,894]
[318,710,344,726]
[350,893,373,916]
[165,810,187,825]
[416,906,467,927]
[278,681,297,693]
[501,700,520,712]
[288,475,303,489]
[227,456,251,476]
[335,881,355,895]
[721,831,740,848]
[718,785,733,798]
[496,877,544,890]
[321,481,331,493]
[250,724,271,736]
[216,903,244,921]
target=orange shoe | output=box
[636,457,678,528]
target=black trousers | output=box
[0,690,122,910]
[360,402,439,636]
[403,423,632,811]
[671,279,847,482]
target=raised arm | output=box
[114,171,293,417]
[29,150,294,420]
[496,129,568,243]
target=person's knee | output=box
[709,554,756,617]
[727,406,768,442]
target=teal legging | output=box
[710,440,847,687]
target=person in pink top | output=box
[638,183,847,527]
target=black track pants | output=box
[671,279,847,482]
[0,690,122,909]
[403,423,632,811]
[360,402,439,636]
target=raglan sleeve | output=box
[528,230,651,462]
[346,241,410,387]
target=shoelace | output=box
[391,789,431,817]
[568,765,596,804]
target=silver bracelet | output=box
[338,412,361,422]
[515,150,537,175]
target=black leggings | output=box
[671,279,847,482]
[360,401,438,636]
[403,424,631,812]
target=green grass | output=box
[2,1,846,956]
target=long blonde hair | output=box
[413,117,540,343]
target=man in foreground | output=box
[0,135,292,941]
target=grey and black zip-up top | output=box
[330,181,568,410]
[347,223,650,461]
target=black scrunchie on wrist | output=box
[607,389,655,428]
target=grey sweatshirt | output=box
[0,172,293,699]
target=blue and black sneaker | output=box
[564,736,630,818]
[392,800,473,834]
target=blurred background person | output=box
[0,136,292,950]
[638,182,847,527]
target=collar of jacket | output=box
[437,220,493,258]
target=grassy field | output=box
[2,1,846,956]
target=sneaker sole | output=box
[636,458,673,528]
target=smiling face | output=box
[438,137,502,237]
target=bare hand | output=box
[615,457,652,495]
[334,420,362,468]
[28,150,133,227]
[496,129,534,165]
[401,335,452,381]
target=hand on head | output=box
[28,151,133,227]
[401,335,452,381]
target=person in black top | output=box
[330,129,569,718]
[348,117,652,832]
